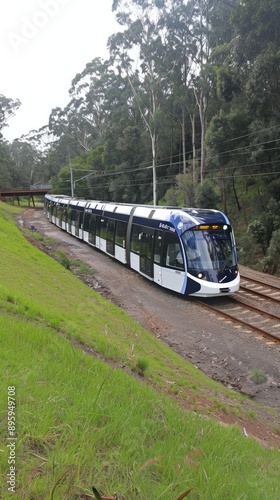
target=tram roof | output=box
[45,195,229,226]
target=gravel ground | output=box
[19,208,280,448]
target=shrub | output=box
[249,368,268,385]
[55,250,71,270]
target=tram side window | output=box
[73,210,78,226]
[107,219,116,255]
[100,217,108,239]
[83,212,90,232]
[57,206,62,226]
[76,211,83,229]
[89,214,97,244]
[131,224,142,254]
[154,230,163,264]
[115,221,127,248]
[162,232,184,270]
[71,209,76,223]
[96,216,101,237]
[61,208,67,223]
[58,206,66,225]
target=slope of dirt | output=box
[19,208,280,448]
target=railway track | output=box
[240,273,280,303]
[197,272,280,345]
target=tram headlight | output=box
[197,272,204,279]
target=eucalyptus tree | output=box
[110,0,178,204]
[199,0,248,210]
[205,108,250,213]
[47,60,111,175]
[45,132,83,180]
[204,0,280,228]
[229,0,280,202]
[187,0,212,183]
[68,57,118,144]
[0,141,13,189]
[187,0,239,183]
[0,94,21,136]
[48,103,96,155]
[10,137,44,187]
[159,0,199,192]
[47,99,97,182]
[0,95,20,188]
[231,0,280,126]
[70,56,148,202]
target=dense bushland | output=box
[1,0,280,272]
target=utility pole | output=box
[70,166,75,197]
[69,167,97,198]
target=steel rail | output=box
[239,286,280,303]
[240,274,280,292]
[239,275,280,304]
[196,298,280,344]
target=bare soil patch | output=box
[19,208,280,448]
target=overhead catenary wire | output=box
[64,123,280,184]
[57,122,280,197]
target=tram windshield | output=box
[182,226,237,271]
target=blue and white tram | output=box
[44,195,240,298]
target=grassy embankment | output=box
[0,202,279,499]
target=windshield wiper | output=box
[219,251,233,273]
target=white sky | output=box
[1,0,120,141]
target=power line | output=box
[211,124,280,145]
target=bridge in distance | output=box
[0,185,51,207]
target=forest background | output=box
[1,0,280,274]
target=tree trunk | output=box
[232,172,241,211]
[182,108,186,174]
[190,113,196,186]
[221,171,227,214]
[199,92,206,182]
[151,133,157,205]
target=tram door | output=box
[88,214,97,245]
[106,219,116,256]
[75,211,82,237]
[140,229,154,278]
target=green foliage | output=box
[161,174,196,208]
[0,94,21,132]
[76,262,94,275]
[0,141,13,189]
[249,368,268,385]
[55,250,71,270]
[161,185,178,206]
[263,229,280,274]
[248,220,267,248]
[247,198,280,267]
[176,173,196,207]
[195,179,220,209]
[136,358,149,375]
[213,65,241,103]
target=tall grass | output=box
[0,203,280,499]
[1,315,280,499]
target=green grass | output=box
[1,202,280,499]
[249,368,268,385]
